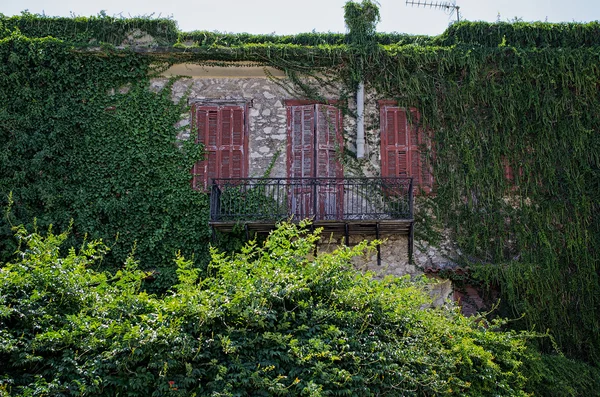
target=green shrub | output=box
[0,12,179,46]
[3,222,596,396]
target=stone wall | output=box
[317,233,416,277]
[153,65,458,295]
[350,234,417,276]
[163,73,291,178]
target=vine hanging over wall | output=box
[363,30,600,365]
[0,3,598,365]
[0,32,208,292]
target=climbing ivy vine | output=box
[367,37,600,365]
[0,32,208,292]
[0,2,598,365]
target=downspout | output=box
[356,81,365,158]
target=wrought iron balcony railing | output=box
[209,177,413,224]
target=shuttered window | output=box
[380,105,433,193]
[191,104,247,189]
[287,104,343,179]
[287,103,343,219]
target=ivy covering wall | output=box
[369,27,600,365]
[0,31,208,292]
[0,3,598,366]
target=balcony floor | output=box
[210,218,413,235]
[210,218,415,265]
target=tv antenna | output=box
[405,0,461,22]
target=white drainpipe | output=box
[356,81,365,158]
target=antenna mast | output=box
[405,0,461,22]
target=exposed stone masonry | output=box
[169,77,290,178]
[152,68,457,298]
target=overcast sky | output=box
[2,0,599,36]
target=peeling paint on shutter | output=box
[287,105,315,218]
[316,104,343,179]
[192,104,246,189]
[502,156,523,188]
[191,106,216,189]
[220,106,245,179]
[381,106,410,179]
[381,106,434,193]
[287,104,343,219]
[316,104,343,219]
[288,105,315,179]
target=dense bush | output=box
[2,222,598,396]
[437,20,600,48]
[0,12,179,46]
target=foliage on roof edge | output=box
[1,11,599,49]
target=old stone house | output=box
[2,8,596,362]
[157,63,453,289]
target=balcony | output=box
[209,177,415,259]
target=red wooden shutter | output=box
[381,106,410,178]
[287,105,315,218]
[316,104,343,178]
[381,106,433,193]
[502,156,522,187]
[218,106,245,179]
[192,106,218,189]
[316,104,343,219]
[287,104,344,219]
[316,104,333,177]
[287,105,315,179]
[287,104,344,179]
[409,109,434,193]
[192,104,246,189]
[502,156,514,182]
